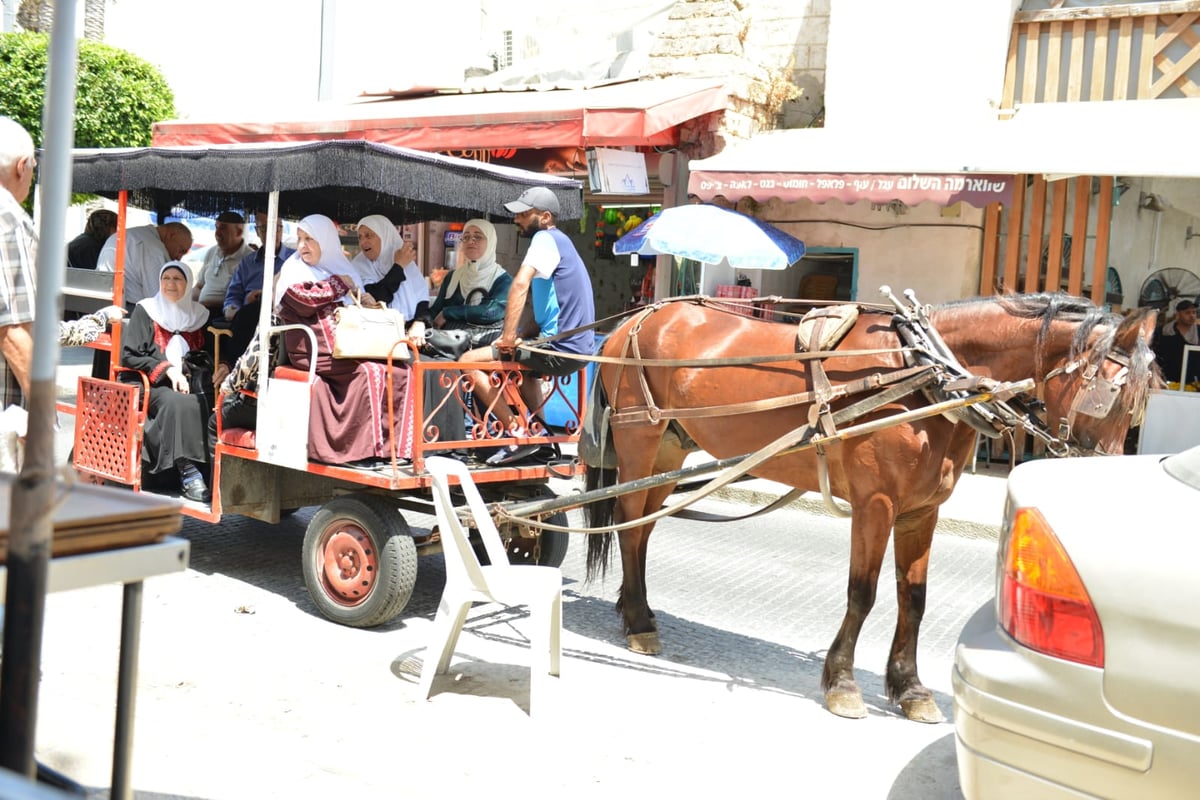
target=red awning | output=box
[152,78,728,151]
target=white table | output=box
[0,527,188,800]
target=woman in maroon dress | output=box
[275,214,410,467]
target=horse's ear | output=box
[1116,308,1158,350]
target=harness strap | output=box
[496,368,949,535]
[614,367,931,429]
[803,315,839,439]
[496,382,1020,535]
[670,487,807,523]
[518,341,913,368]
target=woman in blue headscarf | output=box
[276,214,410,467]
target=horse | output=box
[583,292,1158,722]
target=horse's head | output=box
[1038,306,1159,456]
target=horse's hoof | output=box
[627,631,661,655]
[825,687,867,719]
[900,696,945,724]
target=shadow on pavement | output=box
[176,508,955,723]
[888,731,963,799]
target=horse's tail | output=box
[584,463,616,582]
[580,371,617,582]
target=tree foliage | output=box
[0,32,175,148]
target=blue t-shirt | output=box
[522,227,595,356]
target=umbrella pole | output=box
[0,0,79,776]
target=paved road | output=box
[34,349,999,799]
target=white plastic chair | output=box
[420,456,562,709]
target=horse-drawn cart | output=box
[63,140,588,628]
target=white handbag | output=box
[332,292,409,361]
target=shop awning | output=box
[688,99,1200,206]
[152,77,729,151]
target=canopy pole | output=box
[254,192,280,410]
[0,0,79,776]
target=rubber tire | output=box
[302,494,418,628]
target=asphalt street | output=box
[27,348,1008,799]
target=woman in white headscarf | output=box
[121,261,214,502]
[353,214,431,348]
[276,214,410,467]
[274,213,362,301]
[428,218,511,335]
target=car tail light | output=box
[998,507,1104,668]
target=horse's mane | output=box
[942,292,1158,414]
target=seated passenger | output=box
[275,214,410,468]
[353,214,431,346]
[121,262,213,502]
[193,211,253,321]
[215,211,293,383]
[462,188,595,466]
[429,218,511,342]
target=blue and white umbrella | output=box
[613,203,805,270]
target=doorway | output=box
[760,248,857,301]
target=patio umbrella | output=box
[613,203,805,270]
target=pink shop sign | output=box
[688,171,1014,207]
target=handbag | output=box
[443,318,504,349]
[332,291,409,360]
[421,328,472,360]
[182,349,215,409]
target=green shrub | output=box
[0,32,175,148]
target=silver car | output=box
[953,447,1200,798]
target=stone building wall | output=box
[645,0,829,158]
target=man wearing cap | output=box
[463,185,595,465]
[193,211,253,320]
[1153,298,1200,384]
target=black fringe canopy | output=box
[68,139,583,223]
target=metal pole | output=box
[500,380,1034,522]
[318,0,336,101]
[0,0,79,776]
[110,582,144,800]
[254,192,279,416]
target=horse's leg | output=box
[613,426,686,655]
[822,495,895,719]
[886,505,944,723]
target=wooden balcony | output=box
[1003,1,1200,110]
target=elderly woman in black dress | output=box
[121,261,213,501]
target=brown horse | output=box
[583,293,1157,722]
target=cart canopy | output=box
[68,138,583,222]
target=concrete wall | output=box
[752,197,985,304]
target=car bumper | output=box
[953,603,1194,799]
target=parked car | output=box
[953,446,1200,798]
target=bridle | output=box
[883,288,1142,459]
[1034,348,1134,456]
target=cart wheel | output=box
[302,494,417,628]
[493,487,570,568]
